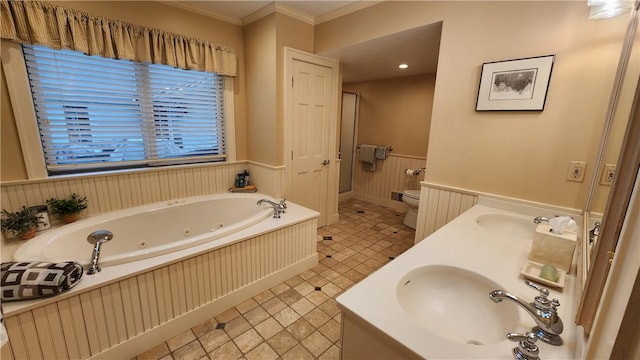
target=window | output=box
[23,45,227,175]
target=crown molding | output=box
[242,2,276,25]
[160,1,243,25]
[315,1,381,25]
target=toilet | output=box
[402,189,421,229]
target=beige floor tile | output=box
[172,340,206,360]
[244,305,270,326]
[281,344,315,360]
[279,288,304,305]
[245,342,278,360]
[254,317,284,340]
[191,318,217,338]
[293,281,315,296]
[291,298,315,316]
[274,307,301,327]
[225,315,252,338]
[166,329,196,352]
[318,299,341,318]
[235,298,259,314]
[233,329,263,354]
[266,329,299,356]
[262,296,287,315]
[215,307,241,323]
[286,318,316,341]
[301,331,332,357]
[199,329,231,353]
[318,319,341,343]
[253,290,275,304]
[136,342,170,360]
[305,290,329,306]
[270,282,290,295]
[318,344,341,360]
[303,307,331,328]
[284,275,304,287]
[321,282,342,298]
[209,340,242,360]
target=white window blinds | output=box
[23,45,226,175]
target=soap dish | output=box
[520,260,567,289]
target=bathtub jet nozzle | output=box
[86,230,113,275]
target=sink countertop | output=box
[336,204,578,359]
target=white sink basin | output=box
[476,213,536,239]
[396,265,519,345]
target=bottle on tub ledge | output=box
[230,170,257,193]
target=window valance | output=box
[0,0,237,76]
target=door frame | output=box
[284,47,340,226]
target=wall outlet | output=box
[566,161,587,182]
[600,164,616,186]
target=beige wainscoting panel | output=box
[247,161,285,199]
[2,220,317,359]
[352,153,426,209]
[0,162,250,215]
[414,183,478,243]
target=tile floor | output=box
[134,198,415,360]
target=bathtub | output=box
[14,193,274,267]
[4,192,319,360]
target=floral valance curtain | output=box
[0,0,237,76]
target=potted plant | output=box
[1,206,45,240]
[46,193,88,223]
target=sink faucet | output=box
[489,280,563,346]
[86,230,113,275]
[257,199,287,218]
[589,221,601,245]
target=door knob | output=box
[322,159,330,166]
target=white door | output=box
[286,49,339,227]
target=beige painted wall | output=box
[244,14,278,166]
[1,65,27,180]
[1,1,248,181]
[315,1,628,209]
[343,74,435,157]
[244,13,314,166]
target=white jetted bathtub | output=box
[14,193,275,267]
[5,192,319,359]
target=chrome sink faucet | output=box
[257,199,287,218]
[489,280,564,346]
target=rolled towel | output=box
[1,261,83,301]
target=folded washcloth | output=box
[359,144,377,171]
[1,261,83,301]
[375,147,387,160]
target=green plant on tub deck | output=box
[46,193,88,224]
[1,206,46,240]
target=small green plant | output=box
[1,206,44,239]
[46,193,88,219]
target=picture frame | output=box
[475,55,555,111]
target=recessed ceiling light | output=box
[398,64,409,69]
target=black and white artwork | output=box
[476,55,554,111]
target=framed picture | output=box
[475,55,555,111]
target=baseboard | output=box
[349,193,407,212]
[90,254,318,360]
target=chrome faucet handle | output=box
[525,280,553,310]
[507,332,540,360]
[279,199,287,211]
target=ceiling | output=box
[166,1,442,82]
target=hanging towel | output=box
[375,147,387,160]
[359,144,377,171]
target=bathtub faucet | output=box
[533,216,551,224]
[86,230,113,275]
[257,199,287,218]
[489,280,563,346]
